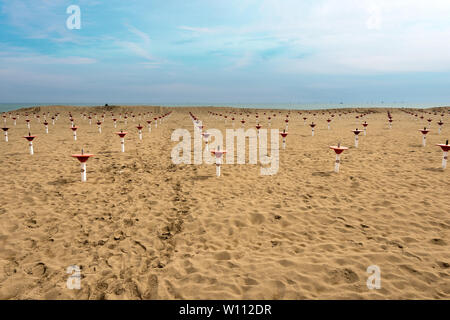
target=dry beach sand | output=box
[0,105,449,300]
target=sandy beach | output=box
[0,105,448,300]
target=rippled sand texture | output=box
[0,105,449,299]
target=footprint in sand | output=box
[142,274,159,299]
[23,262,47,277]
[328,268,359,285]
[430,238,447,246]
[214,251,231,260]
[249,213,265,225]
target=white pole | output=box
[312,128,314,136]
[98,126,102,133]
[29,142,34,155]
[114,121,117,128]
[364,127,367,136]
[45,126,48,134]
[216,157,222,176]
[439,126,442,135]
[355,135,359,148]
[443,151,448,169]
[121,137,125,152]
[74,131,77,141]
[422,134,426,146]
[81,162,87,182]
[139,130,142,140]
[27,122,30,129]
[282,138,286,149]
[216,164,221,177]
[335,154,340,173]
[4,131,8,142]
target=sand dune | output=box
[0,105,448,299]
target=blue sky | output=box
[1,0,450,104]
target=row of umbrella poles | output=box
[72,111,172,181]
[2,109,166,132]
[1,109,448,181]
[71,111,172,181]
[201,110,449,174]
[1,111,173,182]
[198,111,450,174]
[210,110,446,133]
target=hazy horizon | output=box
[1,101,449,113]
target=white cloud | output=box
[178,26,215,33]
[140,62,162,69]
[125,23,151,45]
[0,51,96,65]
[114,24,160,63]
[116,41,155,61]
[3,0,450,80]
[0,68,84,90]
[230,52,254,70]
[366,2,382,30]
[164,0,450,74]
[236,0,450,74]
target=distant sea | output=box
[0,102,448,113]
